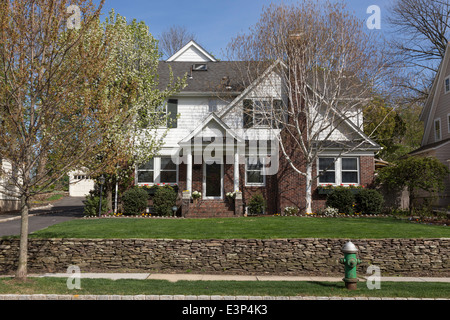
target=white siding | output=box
[171,46,211,62]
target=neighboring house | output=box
[0,159,20,213]
[135,40,380,217]
[68,170,95,197]
[409,43,450,208]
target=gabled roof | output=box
[217,59,380,150]
[179,112,244,146]
[420,42,450,146]
[166,40,217,62]
[409,137,450,155]
[157,61,247,94]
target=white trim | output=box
[422,42,450,145]
[245,156,266,187]
[409,139,450,156]
[445,76,450,94]
[434,118,442,142]
[136,157,179,186]
[179,112,244,146]
[203,160,224,199]
[317,157,360,186]
[447,113,450,133]
[166,40,217,62]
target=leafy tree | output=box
[363,97,406,161]
[83,11,186,212]
[0,0,125,281]
[377,156,449,212]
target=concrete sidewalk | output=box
[30,272,450,283]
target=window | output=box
[160,158,177,183]
[447,113,450,133]
[445,77,450,94]
[341,158,359,184]
[137,157,178,185]
[137,159,154,183]
[149,99,178,128]
[435,118,441,141]
[318,157,360,185]
[319,158,336,184]
[253,100,272,127]
[243,98,283,128]
[245,157,265,186]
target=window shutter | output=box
[243,99,253,128]
[167,99,178,128]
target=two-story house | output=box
[135,41,380,217]
[409,43,450,208]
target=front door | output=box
[203,161,223,199]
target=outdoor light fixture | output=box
[98,175,106,217]
[172,206,178,217]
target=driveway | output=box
[0,197,85,237]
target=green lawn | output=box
[29,216,450,239]
[0,277,448,298]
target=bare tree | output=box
[388,0,450,99]
[159,25,197,58]
[227,1,389,213]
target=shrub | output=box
[122,187,149,216]
[83,191,107,217]
[153,185,177,216]
[247,193,266,215]
[355,189,384,215]
[326,187,355,214]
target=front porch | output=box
[179,156,244,218]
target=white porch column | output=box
[234,150,239,192]
[187,148,193,194]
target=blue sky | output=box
[96,0,393,59]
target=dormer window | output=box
[192,63,207,71]
[445,76,450,94]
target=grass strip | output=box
[0,278,448,299]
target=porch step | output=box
[186,200,236,218]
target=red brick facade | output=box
[178,154,376,217]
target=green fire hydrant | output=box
[339,241,361,290]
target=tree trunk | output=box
[16,194,29,281]
[106,182,113,213]
[305,162,313,214]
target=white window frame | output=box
[341,158,360,185]
[251,98,274,128]
[435,118,442,141]
[136,157,179,185]
[445,76,450,94]
[245,156,266,187]
[317,157,360,186]
[447,113,450,134]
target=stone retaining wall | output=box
[0,238,449,276]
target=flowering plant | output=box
[226,192,236,199]
[192,191,201,199]
[284,206,299,216]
